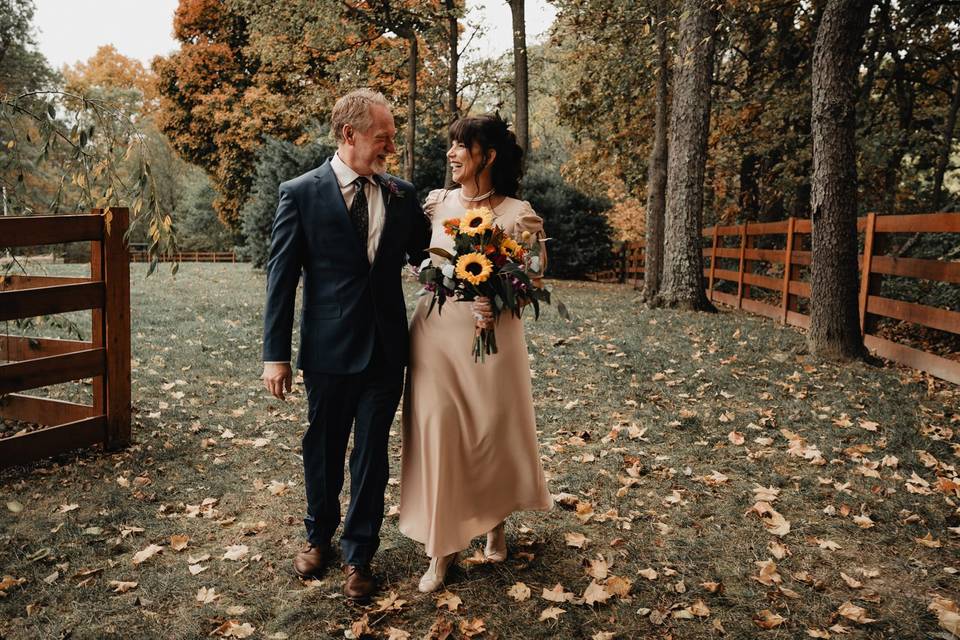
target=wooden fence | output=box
[0,209,131,469]
[592,213,960,384]
[130,250,241,263]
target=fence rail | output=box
[0,209,131,469]
[592,213,960,384]
[129,250,242,263]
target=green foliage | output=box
[174,168,236,251]
[240,137,334,269]
[523,169,614,279]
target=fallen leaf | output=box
[0,575,26,596]
[754,610,786,629]
[170,535,189,551]
[638,568,659,581]
[915,533,941,548]
[604,575,632,597]
[542,583,575,603]
[132,543,164,565]
[222,544,249,561]
[458,618,486,638]
[109,580,138,593]
[840,572,863,589]
[373,591,407,613]
[350,614,373,638]
[928,595,960,637]
[690,599,710,617]
[539,606,566,622]
[806,630,831,638]
[196,586,219,604]
[837,601,875,624]
[728,431,745,445]
[700,581,721,593]
[583,581,611,606]
[6,501,23,513]
[188,563,207,575]
[385,628,411,640]
[212,621,255,638]
[436,590,462,612]
[768,540,790,560]
[507,582,531,602]
[585,557,609,580]
[565,532,589,548]
[753,560,782,586]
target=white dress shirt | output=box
[331,152,386,264]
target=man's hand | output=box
[471,296,494,330]
[262,362,293,401]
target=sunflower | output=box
[500,237,524,259]
[460,208,493,236]
[455,252,494,285]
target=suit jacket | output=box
[262,158,431,374]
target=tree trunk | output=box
[405,35,417,183]
[642,0,669,300]
[808,0,872,360]
[443,0,460,188]
[508,0,529,169]
[933,74,960,211]
[654,0,717,312]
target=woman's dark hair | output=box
[448,113,524,197]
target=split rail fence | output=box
[0,209,131,469]
[593,213,960,384]
[130,250,240,263]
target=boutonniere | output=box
[378,176,405,205]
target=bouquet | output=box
[416,207,565,362]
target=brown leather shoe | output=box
[342,564,376,600]
[293,543,335,579]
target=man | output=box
[261,89,430,600]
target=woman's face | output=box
[447,139,491,186]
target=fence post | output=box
[617,240,630,284]
[781,216,795,325]
[707,225,719,302]
[858,212,877,335]
[736,222,748,309]
[90,211,105,418]
[102,208,131,449]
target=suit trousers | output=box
[301,338,403,565]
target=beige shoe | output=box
[484,522,507,562]
[418,553,458,593]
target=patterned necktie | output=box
[349,177,369,258]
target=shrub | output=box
[522,169,615,279]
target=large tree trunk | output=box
[933,75,960,211]
[444,0,460,188]
[405,35,417,183]
[642,0,669,300]
[654,0,717,311]
[808,0,872,359]
[508,0,529,169]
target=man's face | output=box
[345,104,396,175]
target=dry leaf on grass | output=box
[222,544,249,561]
[837,601,876,624]
[583,581,612,606]
[385,628,411,640]
[132,543,164,565]
[0,575,27,596]
[753,560,782,586]
[542,583,575,603]
[196,586,219,604]
[436,591,462,612]
[840,572,863,589]
[806,630,831,638]
[373,591,407,613]
[170,535,189,551]
[605,575,633,597]
[458,618,486,638]
[585,557,609,580]
[507,582,531,602]
[690,599,710,617]
[424,617,453,640]
[915,533,942,548]
[350,614,373,638]
[753,610,786,629]
[211,621,255,638]
[728,431,745,445]
[539,607,566,622]
[565,532,589,548]
[928,595,960,637]
[638,568,659,581]
[746,502,791,536]
[109,580,137,593]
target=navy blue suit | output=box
[262,158,430,564]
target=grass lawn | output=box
[1,263,958,639]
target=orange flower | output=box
[443,218,460,236]
[484,243,497,255]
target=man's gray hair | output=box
[330,89,392,144]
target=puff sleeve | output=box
[423,188,444,221]
[516,201,547,278]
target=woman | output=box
[398,114,553,593]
